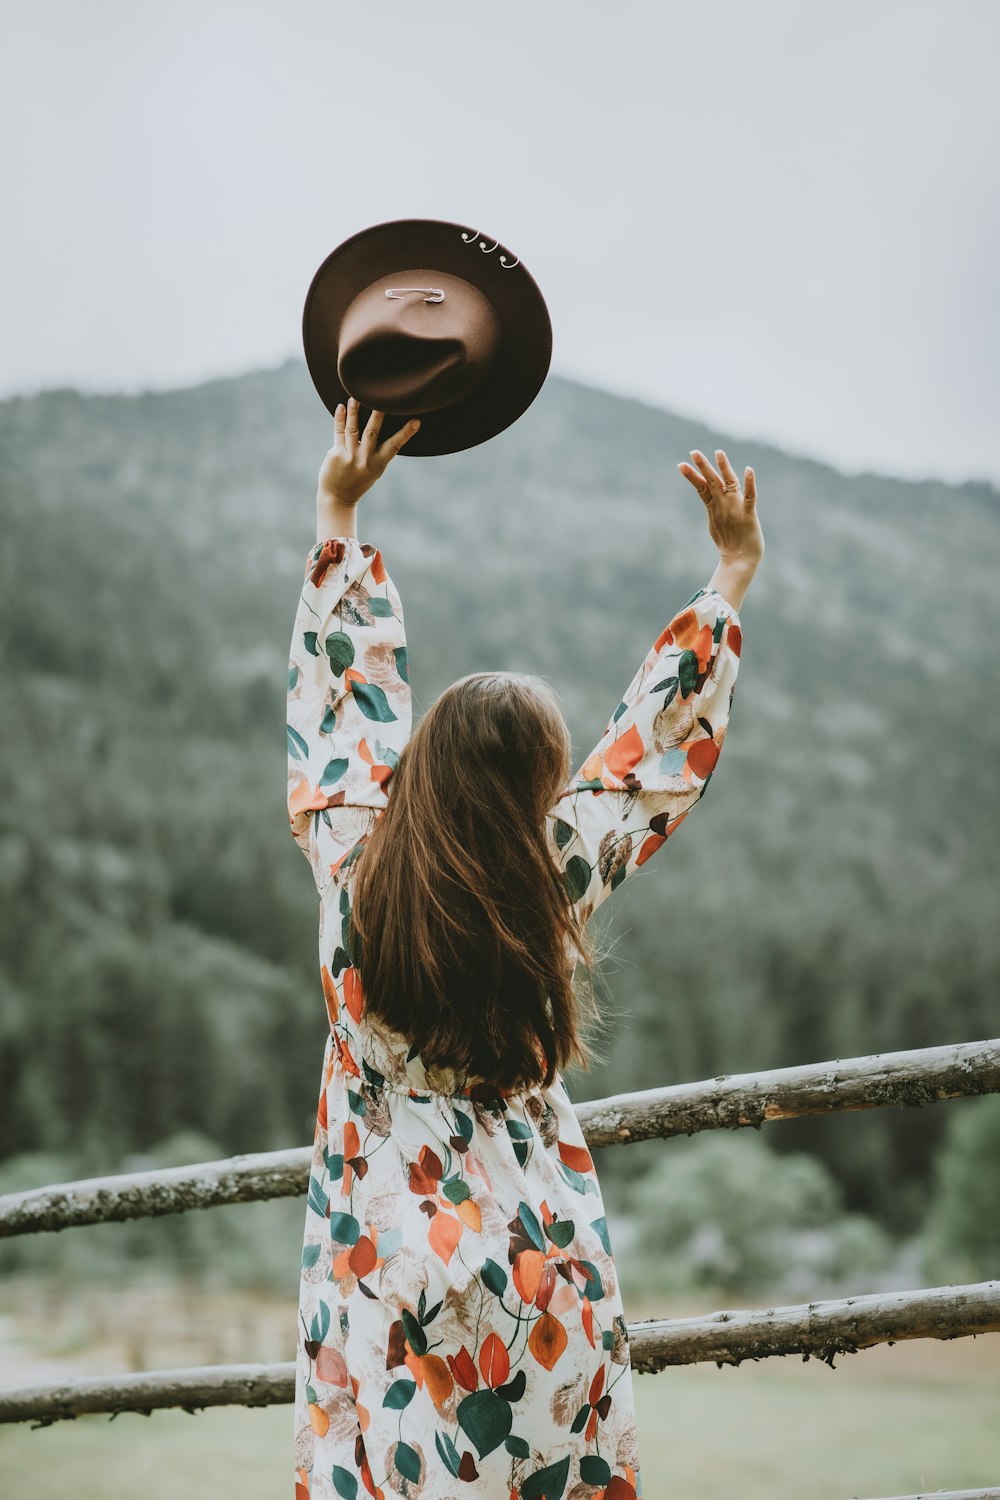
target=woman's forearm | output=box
[708,555,758,615]
[316,491,359,545]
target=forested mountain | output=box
[1,358,996,1232]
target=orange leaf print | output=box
[558,1140,595,1174]
[370,763,392,789]
[447,1345,479,1392]
[288,775,329,819]
[343,1120,360,1160]
[408,1145,444,1195]
[665,606,698,650]
[403,1350,424,1386]
[428,1206,464,1265]
[686,737,720,780]
[512,1249,545,1303]
[580,750,603,782]
[728,623,742,658]
[585,1406,599,1441]
[370,548,387,585]
[342,966,364,1024]
[527,1310,568,1371]
[308,1401,330,1437]
[606,1478,638,1500]
[455,1197,482,1232]
[589,1365,605,1405]
[636,832,666,866]
[344,666,367,686]
[320,965,340,1025]
[602,722,643,781]
[332,1248,352,1279]
[534,1261,558,1311]
[581,1296,595,1347]
[357,737,374,765]
[348,1235,377,1277]
[420,1353,453,1410]
[479,1331,510,1389]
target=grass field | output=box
[1,1278,997,1498]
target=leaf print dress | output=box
[286,535,743,1500]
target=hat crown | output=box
[337,269,502,416]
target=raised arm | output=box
[546,447,764,925]
[286,398,421,896]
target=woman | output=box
[287,396,764,1500]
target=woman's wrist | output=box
[708,555,758,615]
[316,490,359,545]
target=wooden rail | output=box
[2,1280,997,1426]
[2,1037,997,1238]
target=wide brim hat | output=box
[302,218,552,457]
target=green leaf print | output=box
[400,1307,427,1356]
[331,1466,358,1499]
[287,663,299,691]
[457,1388,513,1458]
[319,756,349,788]
[505,1434,531,1459]
[517,1201,545,1251]
[368,595,395,617]
[303,631,319,657]
[383,1379,416,1409]
[452,1107,474,1144]
[611,699,629,723]
[522,1454,571,1500]
[309,1301,330,1345]
[570,1403,590,1433]
[581,1456,612,1486]
[678,647,699,698]
[394,1441,421,1482]
[545,1216,575,1249]
[329,1211,360,1246]
[590,1215,612,1254]
[351,680,398,722]
[301,1242,321,1269]
[435,1430,462,1478]
[393,644,409,683]
[442,1177,471,1205]
[306,1176,328,1219]
[552,817,576,851]
[562,855,592,905]
[480,1258,508,1296]
[286,724,309,762]
[324,630,355,676]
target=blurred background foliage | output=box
[0,358,997,1296]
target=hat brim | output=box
[302,218,552,457]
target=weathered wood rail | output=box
[2,1280,997,1426]
[2,1027,997,1500]
[2,1037,997,1238]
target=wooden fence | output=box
[1,1035,998,1497]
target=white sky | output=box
[2,0,998,485]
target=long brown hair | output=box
[349,671,611,1093]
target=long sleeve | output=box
[545,583,742,926]
[286,535,412,897]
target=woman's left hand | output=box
[317,396,421,509]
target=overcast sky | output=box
[3,0,998,486]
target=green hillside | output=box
[0,359,996,1231]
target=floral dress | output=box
[286,535,743,1500]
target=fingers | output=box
[344,395,360,454]
[715,449,741,492]
[678,450,756,507]
[334,401,346,450]
[361,406,385,451]
[378,417,421,466]
[677,460,711,505]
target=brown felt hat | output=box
[302,218,552,457]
